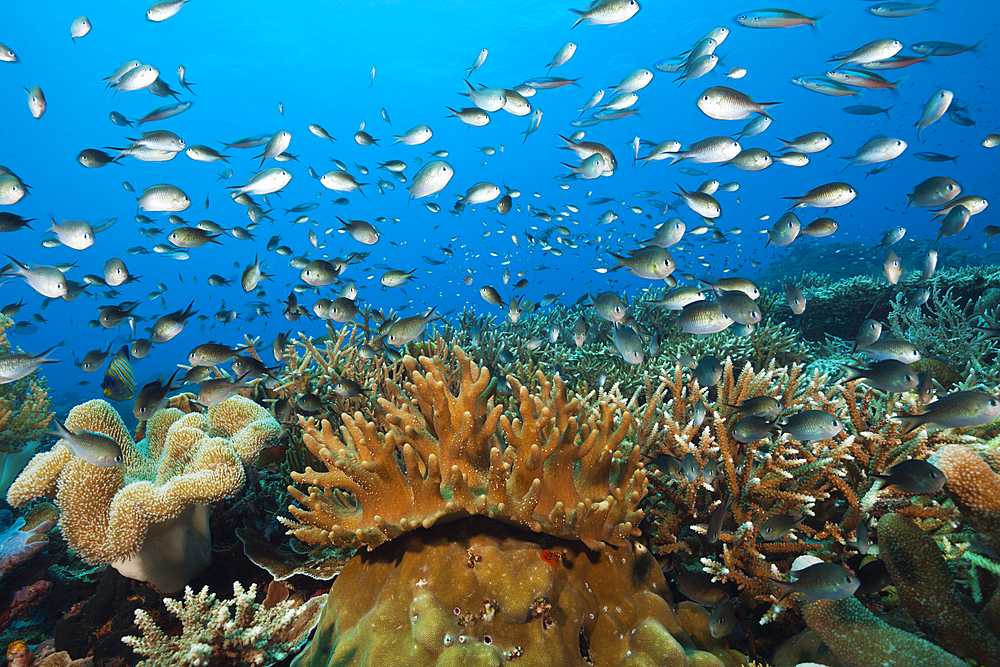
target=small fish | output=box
[197,373,251,407]
[727,396,782,418]
[674,569,730,607]
[70,15,92,41]
[735,8,824,30]
[882,250,901,285]
[709,598,737,639]
[706,493,731,544]
[333,378,368,398]
[133,370,180,420]
[102,345,136,401]
[893,391,1000,433]
[678,302,733,334]
[843,359,918,392]
[694,355,723,387]
[48,419,122,467]
[570,0,641,29]
[872,459,946,493]
[0,346,59,384]
[731,415,777,443]
[760,513,805,540]
[781,410,844,441]
[771,562,860,601]
[860,339,920,363]
[613,322,644,365]
[147,0,188,21]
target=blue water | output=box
[0,0,995,400]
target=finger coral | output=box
[801,596,967,667]
[284,344,645,551]
[6,395,280,593]
[877,512,1000,666]
[123,582,327,667]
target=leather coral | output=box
[283,345,646,551]
[7,395,279,593]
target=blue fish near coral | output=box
[102,345,136,401]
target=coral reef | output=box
[930,443,1000,553]
[877,512,1000,665]
[0,314,54,494]
[286,344,740,667]
[122,581,327,667]
[6,395,280,593]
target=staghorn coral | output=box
[291,517,729,667]
[122,581,327,667]
[7,396,279,593]
[887,286,1000,389]
[634,358,854,608]
[283,344,645,551]
[0,315,54,494]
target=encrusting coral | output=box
[7,395,280,593]
[930,443,1000,554]
[122,581,327,667]
[285,345,738,667]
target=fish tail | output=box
[841,364,865,381]
[568,9,585,29]
[769,579,796,601]
[892,414,924,435]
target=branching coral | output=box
[7,396,280,592]
[122,582,327,667]
[283,345,645,551]
[0,314,54,493]
[887,287,1000,389]
[634,359,853,608]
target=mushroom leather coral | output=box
[284,346,646,551]
[291,517,728,667]
[6,395,279,592]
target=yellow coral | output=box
[7,395,279,592]
[283,345,645,551]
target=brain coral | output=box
[7,395,279,593]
